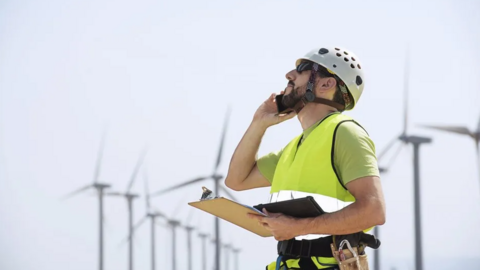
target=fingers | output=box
[274,235,287,241]
[247,213,266,222]
[278,111,296,121]
[247,213,271,231]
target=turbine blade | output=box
[133,216,148,232]
[477,113,480,133]
[213,106,231,174]
[93,129,108,183]
[170,192,189,220]
[126,146,149,193]
[384,142,404,172]
[143,168,151,211]
[155,220,168,228]
[117,215,148,246]
[150,176,207,197]
[152,208,167,219]
[61,185,92,201]
[417,124,472,136]
[377,136,400,162]
[185,206,195,225]
[475,141,479,172]
[127,215,148,243]
[403,48,410,136]
[476,140,479,156]
[105,192,124,197]
[219,185,239,202]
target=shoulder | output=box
[333,119,379,185]
[335,119,375,154]
[334,119,371,144]
[257,147,285,183]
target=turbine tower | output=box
[372,49,432,270]
[183,225,195,270]
[127,168,166,270]
[106,147,148,270]
[232,247,241,270]
[167,219,181,270]
[62,132,111,270]
[150,107,239,270]
[198,232,210,270]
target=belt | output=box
[277,236,334,258]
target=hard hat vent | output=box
[318,48,329,54]
[356,76,363,86]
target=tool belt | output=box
[277,236,334,258]
[277,232,380,259]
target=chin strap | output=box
[292,63,345,113]
[293,97,345,113]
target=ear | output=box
[316,77,337,93]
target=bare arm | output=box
[225,93,296,191]
[249,176,386,240]
[301,176,386,235]
[224,122,271,191]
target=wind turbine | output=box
[223,243,231,270]
[372,106,406,270]
[167,219,181,270]
[372,49,432,270]
[150,107,239,270]
[127,168,167,270]
[418,114,480,194]
[106,147,148,270]
[397,51,432,270]
[181,210,196,270]
[232,247,241,270]
[198,232,210,270]
[184,226,195,270]
[62,132,111,270]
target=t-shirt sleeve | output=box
[256,148,284,184]
[333,121,380,186]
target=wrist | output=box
[297,217,315,236]
[250,120,269,132]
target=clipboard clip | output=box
[200,186,218,201]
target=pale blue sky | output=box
[1,0,480,269]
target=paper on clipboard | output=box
[188,197,272,237]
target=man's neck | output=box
[297,103,338,131]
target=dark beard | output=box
[282,84,307,109]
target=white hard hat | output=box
[296,47,365,110]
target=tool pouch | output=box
[330,244,369,270]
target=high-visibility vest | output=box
[269,112,366,269]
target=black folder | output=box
[254,196,325,218]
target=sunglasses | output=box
[296,61,334,78]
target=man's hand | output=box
[247,209,307,241]
[252,92,296,129]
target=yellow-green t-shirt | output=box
[257,115,380,186]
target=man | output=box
[224,46,386,270]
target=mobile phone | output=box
[275,94,293,115]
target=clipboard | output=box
[188,197,272,237]
[188,196,325,237]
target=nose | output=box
[285,69,297,81]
